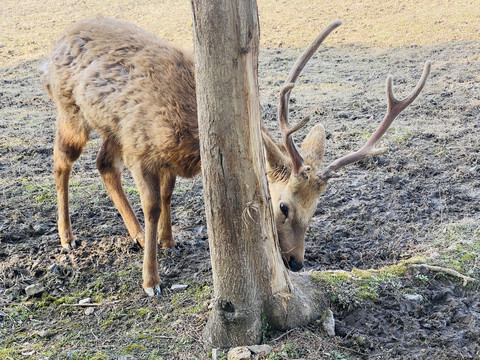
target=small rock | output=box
[84,307,95,316]
[25,283,45,297]
[171,284,188,291]
[321,309,336,337]
[36,330,49,338]
[385,175,400,185]
[227,346,251,360]
[403,294,423,302]
[248,344,272,355]
[33,224,48,235]
[195,225,208,239]
[118,355,137,360]
[446,245,457,252]
[79,298,91,305]
[48,263,59,274]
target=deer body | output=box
[42,17,430,296]
[43,18,201,295]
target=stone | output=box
[84,307,95,316]
[227,346,251,360]
[79,298,91,305]
[48,263,59,274]
[171,284,188,291]
[36,330,49,338]
[118,355,137,360]
[195,225,208,239]
[403,294,423,302]
[247,344,272,355]
[321,309,336,337]
[25,283,45,297]
[33,223,48,235]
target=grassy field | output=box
[1,0,480,67]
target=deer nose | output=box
[288,257,304,272]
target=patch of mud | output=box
[1,41,479,358]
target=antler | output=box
[278,20,342,175]
[318,60,432,181]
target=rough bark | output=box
[191,0,326,347]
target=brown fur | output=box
[42,17,327,294]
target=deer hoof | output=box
[61,239,77,250]
[134,233,145,249]
[144,285,162,297]
[158,236,176,248]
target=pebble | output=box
[79,298,91,305]
[171,284,188,291]
[48,263,60,274]
[227,346,251,360]
[195,225,208,239]
[36,330,48,338]
[25,283,45,297]
[403,293,423,302]
[118,355,137,360]
[321,309,336,336]
[84,307,95,316]
[248,344,272,355]
[446,245,457,252]
[33,224,48,235]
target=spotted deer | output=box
[41,17,430,296]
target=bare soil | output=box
[1,2,480,359]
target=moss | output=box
[130,308,152,318]
[124,343,146,353]
[0,346,19,358]
[310,271,350,287]
[311,263,409,306]
[171,284,213,315]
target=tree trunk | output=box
[191,0,326,347]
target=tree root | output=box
[409,263,478,286]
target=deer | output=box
[41,17,431,296]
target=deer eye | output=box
[280,203,289,218]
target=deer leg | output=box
[96,139,144,247]
[158,172,176,248]
[54,125,88,250]
[131,165,162,296]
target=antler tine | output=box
[318,60,431,181]
[278,20,342,175]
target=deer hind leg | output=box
[158,172,176,248]
[96,138,144,247]
[54,118,88,250]
[130,164,162,296]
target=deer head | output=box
[264,20,431,272]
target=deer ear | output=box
[301,123,325,170]
[262,130,291,182]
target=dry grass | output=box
[1,0,479,67]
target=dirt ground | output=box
[1,1,480,359]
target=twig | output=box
[154,335,176,340]
[409,263,478,286]
[58,300,121,308]
[270,328,295,342]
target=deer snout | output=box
[287,257,304,272]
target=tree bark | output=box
[191,0,326,347]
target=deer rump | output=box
[41,17,430,296]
